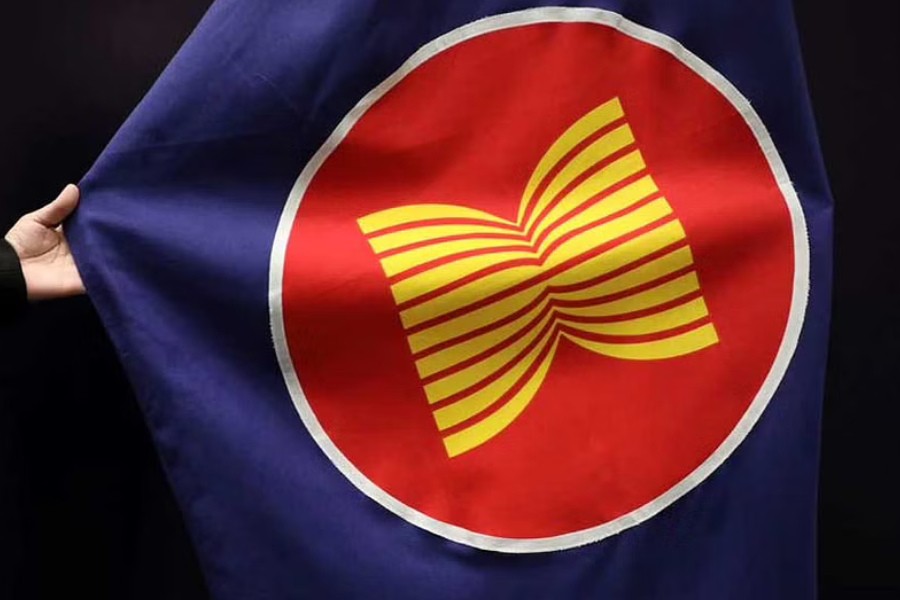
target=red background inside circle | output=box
[281,22,794,538]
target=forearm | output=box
[0,238,27,319]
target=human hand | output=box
[5,184,85,300]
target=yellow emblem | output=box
[359,98,718,457]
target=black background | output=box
[0,1,897,598]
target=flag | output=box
[68,1,833,598]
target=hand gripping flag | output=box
[68,2,833,598]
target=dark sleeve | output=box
[0,238,27,319]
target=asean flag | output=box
[68,1,832,598]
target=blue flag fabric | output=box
[69,1,833,598]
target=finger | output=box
[32,184,80,227]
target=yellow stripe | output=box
[526,149,647,236]
[542,200,672,270]
[423,309,556,403]
[548,220,687,288]
[566,322,719,360]
[358,203,514,234]
[553,247,695,303]
[541,198,672,269]
[442,337,561,457]
[406,285,544,354]
[523,125,635,232]
[538,187,670,265]
[415,294,550,378]
[399,263,537,330]
[534,175,658,252]
[390,249,530,305]
[560,296,709,337]
[379,236,532,277]
[519,97,624,222]
[432,323,558,428]
[557,272,700,320]
[369,223,524,254]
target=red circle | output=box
[281,22,793,538]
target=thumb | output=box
[32,184,80,227]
